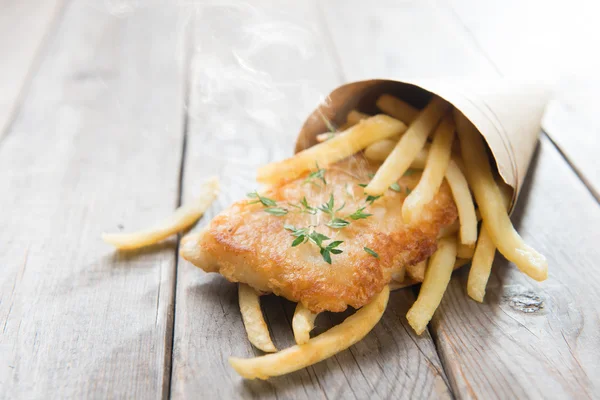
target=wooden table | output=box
[1,1,598,398]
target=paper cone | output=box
[295,78,551,212]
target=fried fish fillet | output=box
[181,156,457,313]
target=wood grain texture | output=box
[442,0,600,199]
[0,0,65,141]
[171,1,451,398]
[431,137,600,398]
[320,0,494,81]
[541,80,600,200]
[0,2,186,398]
[324,0,600,398]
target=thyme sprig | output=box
[284,224,344,264]
[304,162,327,187]
[247,191,288,216]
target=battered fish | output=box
[181,156,457,313]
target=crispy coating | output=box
[181,156,457,313]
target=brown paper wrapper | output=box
[295,78,551,212]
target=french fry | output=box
[455,113,547,281]
[229,286,390,379]
[315,132,336,143]
[364,143,474,245]
[376,94,419,123]
[364,139,398,162]
[457,242,475,259]
[467,187,510,302]
[402,114,455,223]
[364,134,476,246]
[406,260,428,282]
[466,225,495,302]
[315,110,370,142]
[340,110,370,130]
[454,258,471,269]
[364,141,430,167]
[292,303,318,345]
[445,160,478,246]
[438,221,459,238]
[365,97,450,195]
[391,257,469,291]
[238,284,277,353]
[102,177,219,250]
[391,265,406,283]
[407,236,457,334]
[257,115,407,184]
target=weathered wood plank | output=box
[171,1,451,398]
[0,0,65,141]
[324,0,600,398]
[543,80,600,199]
[0,2,186,398]
[431,137,600,398]
[442,0,600,198]
[320,0,494,81]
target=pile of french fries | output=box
[103,93,547,380]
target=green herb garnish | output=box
[405,187,412,195]
[365,194,382,205]
[349,207,373,220]
[389,182,402,192]
[304,162,327,187]
[284,225,310,246]
[404,169,417,176]
[284,225,344,264]
[264,207,288,216]
[247,191,277,207]
[318,194,335,216]
[298,196,317,214]
[308,231,330,247]
[320,240,344,264]
[364,247,379,258]
[247,191,287,216]
[327,218,350,229]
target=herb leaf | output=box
[327,218,350,229]
[389,182,402,192]
[404,169,417,176]
[349,207,373,220]
[308,232,330,247]
[284,224,308,236]
[264,207,288,216]
[291,236,306,247]
[300,196,317,214]
[327,241,344,249]
[318,194,335,216]
[357,183,368,188]
[365,194,382,205]
[247,191,277,207]
[286,224,343,264]
[364,247,379,258]
[405,187,412,195]
[305,163,327,187]
[320,248,332,264]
